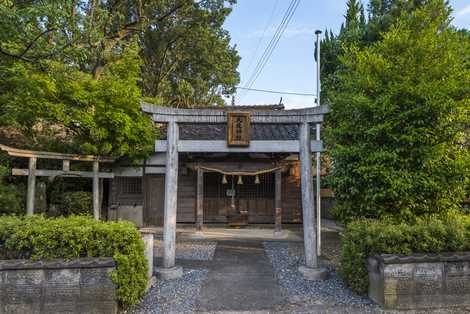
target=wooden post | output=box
[62,160,70,172]
[196,167,204,232]
[315,123,322,256]
[93,160,100,220]
[162,121,179,270]
[26,157,37,215]
[274,169,282,236]
[299,122,318,268]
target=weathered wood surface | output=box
[141,102,328,124]
[177,173,197,222]
[155,140,324,153]
[113,166,165,177]
[0,144,114,162]
[12,168,114,178]
[227,112,251,146]
[26,157,36,215]
[196,168,204,231]
[274,169,282,234]
[143,175,165,226]
[62,160,70,171]
[315,123,322,256]
[162,121,178,269]
[299,122,318,268]
[93,161,100,220]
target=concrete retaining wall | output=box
[108,205,143,227]
[368,252,470,310]
[0,257,117,314]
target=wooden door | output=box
[203,172,275,224]
[143,175,165,226]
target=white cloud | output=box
[456,4,470,17]
[246,25,318,40]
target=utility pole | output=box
[315,30,322,257]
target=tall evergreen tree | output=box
[320,0,366,103]
[326,0,470,222]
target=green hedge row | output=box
[340,213,470,295]
[0,215,148,308]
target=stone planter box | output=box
[0,257,117,314]
[368,252,470,310]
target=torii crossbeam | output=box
[0,144,115,220]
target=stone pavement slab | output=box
[197,240,285,312]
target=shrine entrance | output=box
[203,172,275,226]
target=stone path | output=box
[197,240,285,312]
[140,236,470,313]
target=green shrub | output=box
[340,213,470,295]
[0,215,148,307]
[0,165,22,215]
[52,191,93,216]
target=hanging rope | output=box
[196,165,283,176]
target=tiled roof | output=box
[211,104,285,111]
[178,123,304,141]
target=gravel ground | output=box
[129,268,208,314]
[264,241,378,311]
[154,240,217,261]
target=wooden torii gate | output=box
[0,144,114,219]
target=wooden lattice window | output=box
[118,177,142,195]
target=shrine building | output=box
[109,102,329,278]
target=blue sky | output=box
[223,0,470,109]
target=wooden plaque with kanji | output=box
[227,112,251,146]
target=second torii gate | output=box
[0,144,114,220]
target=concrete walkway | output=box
[150,219,344,242]
[197,240,284,312]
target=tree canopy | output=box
[326,0,470,222]
[0,0,239,160]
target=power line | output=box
[236,86,316,97]
[242,0,300,94]
[243,0,297,90]
[241,0,279,87]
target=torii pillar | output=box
[298,122,328,280]
[156,121,183,279]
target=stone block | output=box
[4,269,44,306]
[43,268,80,303]
[368,253,470,310]
[77,301,118,314]
[140,229,155,280]
[0,258,117,314]
[80,267,116,301]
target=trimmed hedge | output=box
[340,213,470,295]
[0,215,148,307]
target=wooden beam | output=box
[26,157,36,216]
[155,140,324,153]
[113,166,165,177]
[93,161,100,220]
[62,160,70,171]
[151,113,324,124]
[11,169,114,179]
[274,169,282,235]
[0,144,115,162]
[196,168,204,232]
[141,102,329,124]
